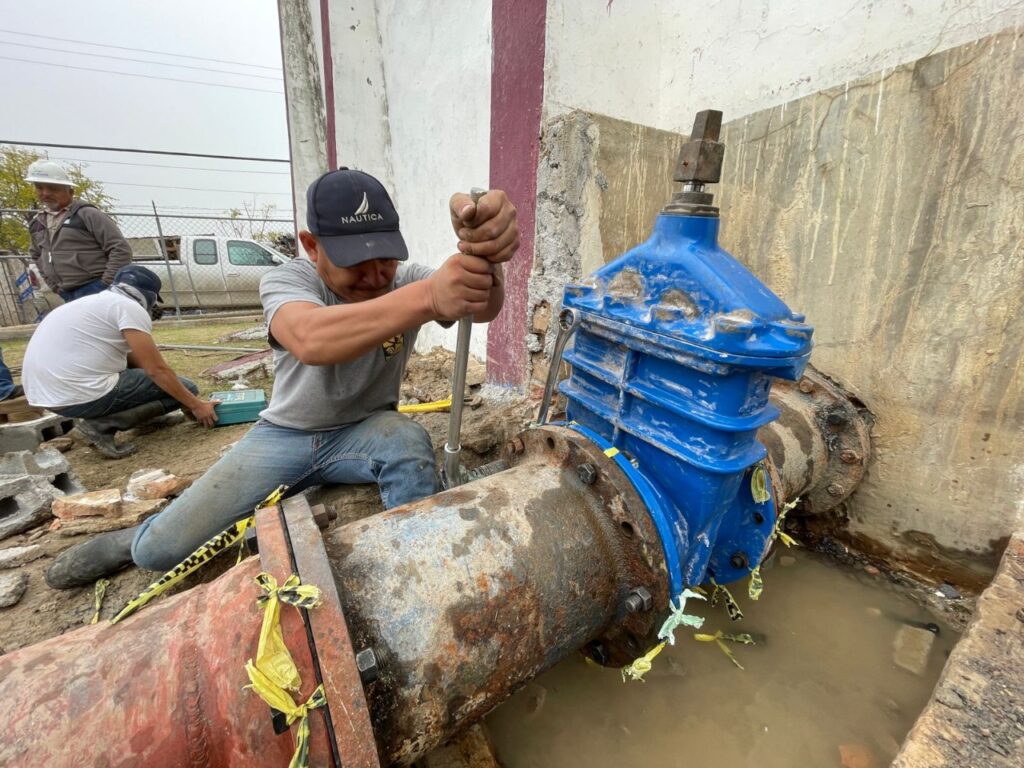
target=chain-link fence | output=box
[0,207,296,326]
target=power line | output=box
[97,180,292,195]
[0,40,282,80]
[0,55,284,94]
[48,156,291,175]
[0,28,281,71]
[1,140,290,163]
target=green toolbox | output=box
[210,389,267,426]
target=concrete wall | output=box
[544,0,1024,133]
[717,28,1024,582]
[281,0,492,357]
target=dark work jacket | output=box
[28,200,132,292]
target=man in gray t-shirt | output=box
[47,167,519,588]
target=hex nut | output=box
[355,647,379,684]
[624,586,653,614]
[577,463,598,485]
[798,378,815,394]
[840,450,861,464]
[827,483,845,497]
[508,437,525,455]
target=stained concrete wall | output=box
[545,0,1024,135]
[529,28,1024,582]
[717,28,1024,582]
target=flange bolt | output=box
[730,552,749,570]
[356,647,380,684]
[577,463,598,485]
[840,450,860,464]
[827,483,845,497]
[624,586,654,614]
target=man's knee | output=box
[131,520,180,572]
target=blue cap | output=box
[112,264,162,308]
[306,168,409,268]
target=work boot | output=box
[76,401,167,459]
[45,526,139,590]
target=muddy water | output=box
[486,550,958,768]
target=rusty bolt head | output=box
[508,436,525,455]
[840,450,861,464]
[356,647,379,684]
[624,586,653,614]
[577,463,598,485]
[798,378,816,394]
[827,483,845,497]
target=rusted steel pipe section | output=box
[325,425,668,765]
[758,365,873,513]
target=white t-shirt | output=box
[23,291,153,409]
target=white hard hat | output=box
[24,159,74,187]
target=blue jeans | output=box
[58,278,107,303]
[55,368,199,419]
[132,410,438,570]
[0,349,14,401]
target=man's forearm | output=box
[277,281,436,366]
[147,366,202,409]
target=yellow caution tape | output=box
[657,589,706,645]
[245,663,327,768]
[709,577,744,621]
[751,462,770,504]
[620,641,666,683]
[772,497,801,548]
[603,447,620,458]
[111,485,287,624]
[253,572,322,692]
[694,630,756,669]
[398,397,452,414]
[748,565,764,601]
[90,578,109,624]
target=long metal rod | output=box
[151,201,182,319]
[441,188,487,488]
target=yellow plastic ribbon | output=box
[751,462,770,504]
[112,485,287,624]
[748,565,764,601]
[245,662,327,768]
[253,572,322,692]
[709,577,744,621]
[90,578,109,624]
[620,641,666,683]
[772,497,800,548]
[694,630,756,670]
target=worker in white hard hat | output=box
[24,159,132,302]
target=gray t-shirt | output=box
[259,258,434,431]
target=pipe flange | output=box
[503,426,670,666]
[778,366,873,514]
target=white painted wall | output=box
[545,0,1024,132]
[375,0,493,357]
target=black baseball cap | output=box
[112,264,163,307]
[306,168,409,267]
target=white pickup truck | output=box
[29,235,291,313]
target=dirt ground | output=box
[0,329,533,654]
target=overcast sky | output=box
[0,0,291,218]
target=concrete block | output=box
[0,571,28,608]
[126,469,191,500]
[0,544,43,569]
[51,489,123,520]
[0,413,75,454]
[0,475,65,541]
[893,625,935,676]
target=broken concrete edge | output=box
[893,531,1024,767]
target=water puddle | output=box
[487,550,958,767]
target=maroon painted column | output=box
[487,0,548,387]
[320,0,338,170]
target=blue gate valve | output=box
[558,110,814,599]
